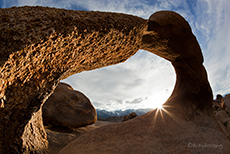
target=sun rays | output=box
[151,104,181,127]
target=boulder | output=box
[43,82,97,128]
[122,112,138,122]
[213,94,223,111]
[221,94,230,110]
[216,94,223,102]
[215,110,229,124]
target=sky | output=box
[1,0,230,111]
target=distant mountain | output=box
[96,108,153,118]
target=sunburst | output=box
[152,104,180,127]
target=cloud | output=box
[126,98,143,104]
[192,0,230,96]
[63,50,176,111]
[92,101,105,108]
[1,0,190,19]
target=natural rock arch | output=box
[0,6,227,153]
[0,6,145,153]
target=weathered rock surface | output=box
[1,6,230,154]
[0,6,145,153]
[43,82,96,128]
[22,108,50,154]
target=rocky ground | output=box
[41,82,230,154]
[212,94,230,134]
[45,92,230,154]
[45,120,117,154]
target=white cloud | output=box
[195,0,230,96]
[126,98,143,104]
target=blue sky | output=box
[1,0,230,111]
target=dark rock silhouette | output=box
[1,6,230,153]
[216,94,224,102]
[221,94,230,115]
[42,82,96,128]
[122,112,138,122]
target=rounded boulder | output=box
[42,82,97,128]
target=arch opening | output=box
[62,49,176,111]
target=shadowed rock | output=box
[42,82,96,128]
[221,94,230,114]
[0,6,229,153]
[122,112,138,122]
[213,94,223,111]
[142,11,213,117]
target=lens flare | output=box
[151,103,182,128]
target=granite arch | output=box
[0,6,222,153]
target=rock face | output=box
[43,82,96,128]
[0,6,145,153]
[0,6,230,154]
[22,108,50,153]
